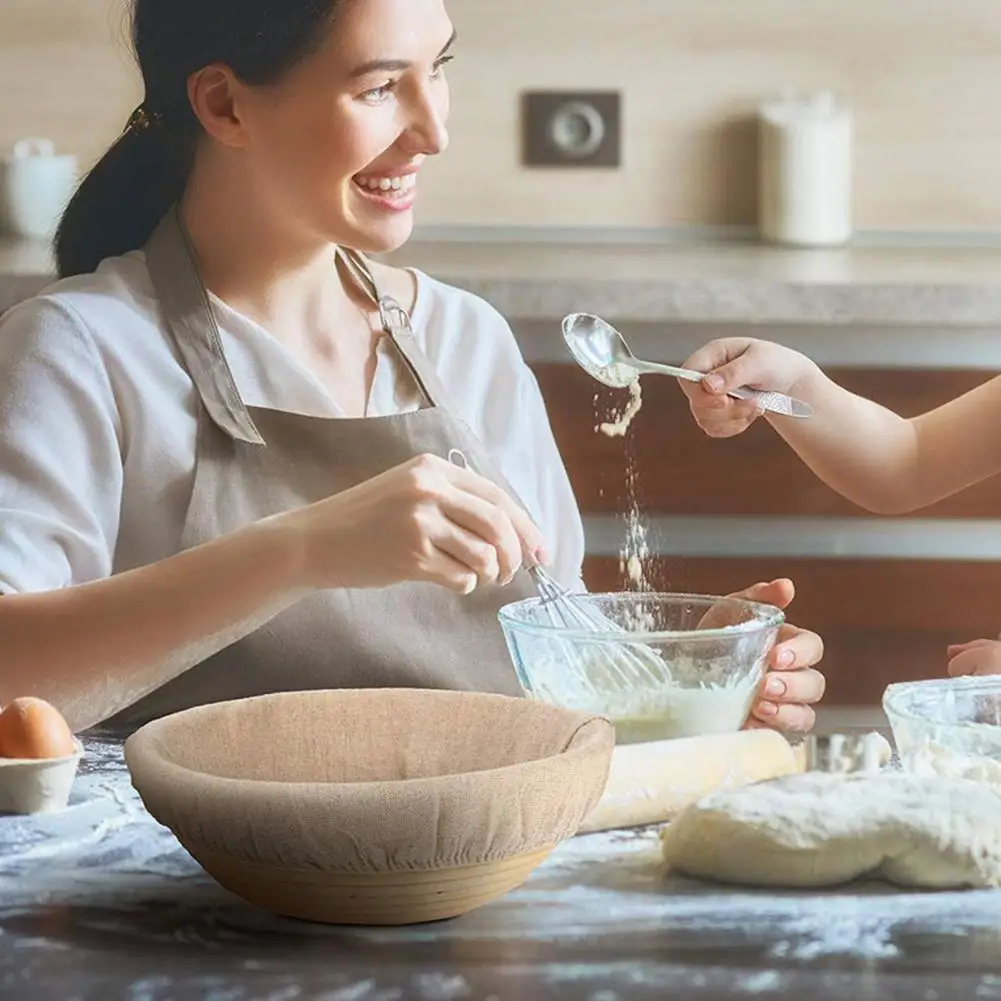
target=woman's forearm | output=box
[0,451,549,732]
[0,518,308,731]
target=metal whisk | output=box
[526,563,669,690]
[445,447,667,692]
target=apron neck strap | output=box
[144,214,463,438]
[337,248,459,413]
[145,207,264,445]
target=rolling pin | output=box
[578,729,802,834]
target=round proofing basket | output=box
[124,689,614,925]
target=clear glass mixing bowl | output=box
[497,592,784,744]
[883,676,1001,780]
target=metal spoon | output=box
[561,312,815,420]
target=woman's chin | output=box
[344,212,416,255]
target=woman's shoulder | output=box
[23,250,157,317]
[1,251,168,357]
[368,259,510,330]
[409,268,519,344]
[410,269,527,377]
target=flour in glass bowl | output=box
[526,639,765,744]
[594,675,761,744]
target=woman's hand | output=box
[679,338,819,438]
[947,638,1001,677]
[708,578,826,733]
[282,453,546,594]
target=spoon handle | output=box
[631,360,815,420]
[727,386,816,419]
[632,359,704,384]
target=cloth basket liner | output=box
[124,688,615,874]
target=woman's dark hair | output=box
[55,0,342,278]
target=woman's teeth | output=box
[354,174,416,197]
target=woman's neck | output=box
[178,155,367,341]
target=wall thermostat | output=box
[522,91,621,168]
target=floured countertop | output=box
[2,736,1001,1000]
[7,231,1001,327]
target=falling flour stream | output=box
[598,380,643,440]
[595,380,651,592]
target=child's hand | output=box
[679,338,818,438]
[947,638,1001,677]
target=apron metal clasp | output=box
[378,295,413,337]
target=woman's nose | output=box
[401,90,450,157]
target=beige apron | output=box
[106,209,537,731]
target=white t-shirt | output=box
[0,251,585,595]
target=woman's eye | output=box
[362,80,397,103]
[431,55,454,79]
[361,55,453,101]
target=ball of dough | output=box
[660,771,1001,890]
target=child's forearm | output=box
[687,337,1001,514]
[767,366,921,514]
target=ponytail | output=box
[56,0,345,278]
[54,120,194,279]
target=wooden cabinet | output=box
[532,362,1001,707]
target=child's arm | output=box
[680,337,1001,514]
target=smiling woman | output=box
[0,0,825,735]
[56,0,456,275]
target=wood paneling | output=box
[583,555,1001,705]
[534,364,1001,518]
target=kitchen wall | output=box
[3,0,1001,229]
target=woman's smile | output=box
[352,165,420,212]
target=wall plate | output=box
[521,91,621,168]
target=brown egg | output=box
[0,697,75,759]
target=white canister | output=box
[758,93,853,248]
[0,138,79,241]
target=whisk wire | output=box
[443,447,668,694]
[527,564,669,690]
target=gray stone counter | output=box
[0,237,51,312]
[8,233,1001,327]
[385,239,1001,327]
[3,734,1001,999]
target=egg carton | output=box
[0,739,83,814]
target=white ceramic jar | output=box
[0,138,79,241]
[758,93,854,248]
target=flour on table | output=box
[661,770,1001,890]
